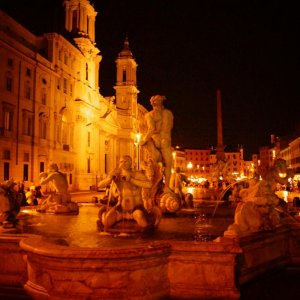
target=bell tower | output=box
[114,37,139,126]
[63,0,101,90]
[64,0,97,42]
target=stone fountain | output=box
[1,166,300,299]
[1,93,300,299]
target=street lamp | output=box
[187,161,193,180]
[134,133,141,170]
[172,151,176,169]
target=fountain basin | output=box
[1,204,300,299]
[20,236,171,300]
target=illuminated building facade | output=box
[0,0,140,190]
[184,148,211,178]
[281,137,300,175]
[259,135,281,177]
[182,146,246,182]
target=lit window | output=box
[4,111,12,131]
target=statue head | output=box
[119,155,132,170]
[49,163,59,172]
[150,95,166,107]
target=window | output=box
[70,83,73,96]
[23,116,33,136]
[6,76,13,92]
[4,111,13,131]
[87,132,91,147]
[26,68,31,77]
[41,89,47,105]
[22,110,33,136]
[122,70,126,82]
[39,112,48,139]
[64,53,68,65]
[24,152,30,162]
[25,81,31,99]
[87,157,91,173]
[72,10,78,31]
[60,111,72,150]
[63,78,67,94]
[23,164,29,181]
[4,162,9,180]
[85,63,89,80]
[7,58,13,67]
[4,149,10,160]
[41,122,47,139]
[39,162,45,173]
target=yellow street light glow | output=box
[136,132,141,144]
[279,172,287,178]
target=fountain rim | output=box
[19,235,172,259]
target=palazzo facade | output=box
[0,0,142,190]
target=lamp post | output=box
[134,133,141,170]
[187,161,193,181]
[172,151,176,170]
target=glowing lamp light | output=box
[136,133,141,144]
[279,172,287,178]
[172,151,176,160]
[134,133,141,147]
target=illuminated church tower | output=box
[114,37,139,124]
[63,0,101,90]
[114,37,140,157]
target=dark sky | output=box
[1,0,299,160]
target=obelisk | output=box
[216,88,225,161]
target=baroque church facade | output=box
[0,0,144,190]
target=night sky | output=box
[1,0,299,160]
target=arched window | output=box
[41,88,47,105]
[22,109,33,136]
[72,10,78,32]
[24,80,31,99]
[39,112,48,139]
[59,108,72,151]
[6,71,13,92]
